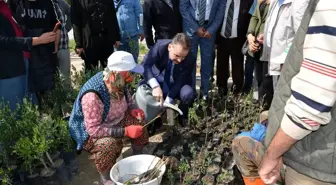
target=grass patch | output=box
[139,43,149,55]
[69,39,76,53]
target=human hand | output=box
[257,34,264,44]
[53,29,61,53]
[138,34,145,41]
[196,27,206,37]
[114,41,121,48]
[259,152,283,184]
[247,34,256,45]
[152,86,163,106]
[75,48,84,56]
[131,109,145,122]
[204,30,212,39]
[124,125,144,139]
[34,32,56,45]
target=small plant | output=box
[217,169,234,183]
[0,167,12,185]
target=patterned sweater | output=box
[281,0,336,140]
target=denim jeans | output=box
[0,59,38,111]
[117,35,139,63]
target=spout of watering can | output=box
[162,102,183,116]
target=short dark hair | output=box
[171,33,192,50]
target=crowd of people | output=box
[1,0,336,184]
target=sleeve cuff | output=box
[164,97,174,104]
[280,114,312,140]
[148,78,159,89]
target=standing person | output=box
[242,0,258,94]
[8,0,62,103]
[69,51,148,185]
[259,0,309,90]
[180,0,225,100]
[260,0,336,184]
[216,0,254,96]
[114,0,144,62]
[0,0,56,111]
[246,0,273,110]
[143,0,182,49]
[232,1,336,185]
[71,0,121,71]
[56,0,71,86]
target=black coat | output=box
[71,0,120,61]
[0,14,32,80]
[143,0,182,48]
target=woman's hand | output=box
[53,29,61,53]
[125,125,144,139]
[247,34,259,53]
[32,32,56,46]
[131,109,145,122]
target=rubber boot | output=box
[99,170,115,185]
[131,143,143,155]
[243,176,265,185]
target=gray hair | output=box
[171,33,192,50]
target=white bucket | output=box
[110,154,166,185]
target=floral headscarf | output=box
[103,68,133,100]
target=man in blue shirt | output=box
[114,0,144,62]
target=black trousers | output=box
[216,37,245,94]
[247,54,273,110]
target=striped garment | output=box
[281,0,336,140]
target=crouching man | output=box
[139,33,196,134]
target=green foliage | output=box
[0,168,12,185]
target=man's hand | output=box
[114,41,121,49]
[76,48,84,57]
[152,86,163,106]
[196,27,206,37]
[259,153,283,184]
[139,34,145,41]
[53,29,61,53]
[204,30,212,39]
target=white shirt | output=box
[196,0,214,21]
[266,0,284,47]
[220,0,241,38]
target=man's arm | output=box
[266,20,336,159]
[206,0,226,36]
[143,0,155,48]
[179,0,199,35]
[167,55,195,100]
[134,0,144,35]
[142,42,163,88]
[71,0,83,48]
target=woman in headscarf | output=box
[68,51,149,185]
[0,0,56,111]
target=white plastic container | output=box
[110,154,166,185]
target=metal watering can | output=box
[133,84,183,122]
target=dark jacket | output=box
[0,14,32,80]
[216,0,254,45]
[57,0,71,32]
[143,0,182,48]
[71,0,120,61]
[141,39,195,99]
[8,0,60,92]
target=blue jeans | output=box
[190,33,216,97]
[0,59,38,111]
[117,35,139,63]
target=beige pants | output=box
[286,167,335,185]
